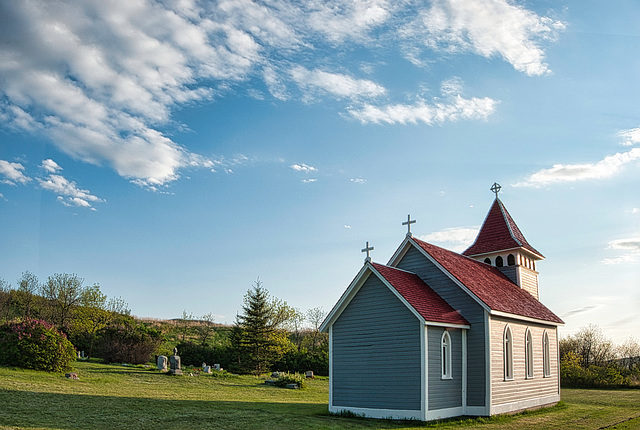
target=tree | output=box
[0,278,11,322]
[232,279,293,374]
[17,271,39,318]
[193,312,216,346]
[41,273,84,330]
[306,306,327,352]
[561,324,616,368]
[178,310,194,342]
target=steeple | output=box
[463,184,544,299]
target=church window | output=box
[543,331,551,377]
[441,330,452,379]
[507,254,515,266]
[525,329,534,379]
[484,258,491,265]
[504,326,513,380]
[496,256,504,267]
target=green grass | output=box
[0,361,639,429]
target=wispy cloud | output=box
[400,0,565,76]
[291,66,386,102]
[301,178,317,183]
[36,160,104,210]
[0,0,562,188]
[515,147,640,187]
[350,93,497,125]
[291,163,317,173]
[350,178,367,184]
[601,238,640,265]
[619,127,640,146]
[418,226,479,252]
[0,160,31,185]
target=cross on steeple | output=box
[490,182,502,198]
[402,214,416,237]
[361,241,374,263]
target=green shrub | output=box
[0,318,76,372]
[96,322,163,364]
[273,349,328,376]
[274,372,306,389]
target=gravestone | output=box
[169,355,182,375]
[157,355,168,372]
[203,366,211,373]
[213,364,221,371]
[65,373,79,380]
[305,370,314,379]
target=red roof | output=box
[371,262,469,326]
[463,198,543,258]
[412,239,563,324]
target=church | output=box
[320,184,563,421]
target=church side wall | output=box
[332,274,422,411]
[489,316,559,411]
[428,327,463,410]
[396,246,487,408]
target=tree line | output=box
[559,324,640,387]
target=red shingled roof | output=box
[412,239,563,324]
[371,262,469,326]
[463,198,543,258]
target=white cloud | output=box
[601,238,640,265]
[0,160,31,185]
[633,208,640,214]
[37,165,104,210]
[350,94,497,125]
[350,178,367,184]
[301,178,318,183]
[291,163,317,173]
[401,0,564,76]
[515,147,640,187]
[619,127,640,146]
[418,227,479,252]
[0,0,561,188]
[41,159,62,173]
[290,66,386,101]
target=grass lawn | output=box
[1,361,639,429]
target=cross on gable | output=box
[361,241,374,262]
[490,182,502,197]
[402,214,416,237]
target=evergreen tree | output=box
[233,279,288,374]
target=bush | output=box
[273,349,328,376]
[96,322,163,364]
[0,318,76,372]
[175,341,213,366]
[274,372,306,389]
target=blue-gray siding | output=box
[396,246,487,407]
[428,327,463,410]
[332,274,422,410]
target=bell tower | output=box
[462,183,544,299]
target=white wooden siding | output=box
[489,316,559,408]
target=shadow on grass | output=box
[0,389,427,430]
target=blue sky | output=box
[0,0,638,344]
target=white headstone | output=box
[157,355,168,372]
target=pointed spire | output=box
[463,187,543,258]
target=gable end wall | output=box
[396,246,487,408]
[332,274,422,411]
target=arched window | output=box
[525,329,534,379]
[484,257,491,265]
[496,256,504,267]
[441,330,452,379]
[504,326,513,380]
[507,254,515,266]
[543,331,551,377]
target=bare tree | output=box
[17,271,39,318]
[567,324,616,367]
[41,273,84,329]
[193,312,217,346]
[0,277,11,321]
[306,307,327,352]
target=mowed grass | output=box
[0,361,639,430]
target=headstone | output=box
[213,364,221,371]
[286,383,299,389]
[81,351,86,359]
[305,370,314,379]
[203,366,211,374]
[157,355,168,372]
[65,373,79,380]
[77,351,81,359]
[169,355,182,375]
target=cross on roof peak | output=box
[402,214,416,237]
[490,182,502,198]
[361,241,374,263]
